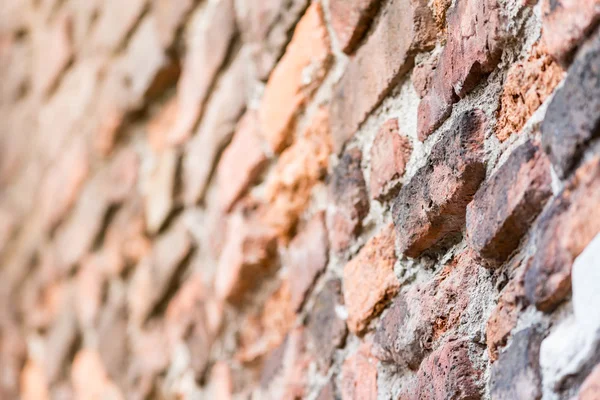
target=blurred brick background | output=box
[1,0,600,399]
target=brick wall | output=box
[1,0,600,398]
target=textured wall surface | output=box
[1,0,600,399]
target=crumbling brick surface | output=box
[2,0,600,398]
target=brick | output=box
[214,212,278,304]
[97,292,129,387]
[75,254,106,329]
[486,265,529,361]
[147,97,178,153]
[127,323,170,397]
[409,337,483,400]
[144,149,178,234]
[343,224,400,334]
[490,327,544,400]
[286,212,329,311]
[373,252,480,369]
[167,0,236,145]
[115,16,180,107]
[331,0,436,151]
[541,0,600,64]
[235,0,310,80]
[261,109,332,240]
[54,149,138,272]
[182,52,248,205]
[329,0,382,54]
[258,2,332,153]
[39,136,90,232]
[43,299,79,384]
[317,382,335,400]
[71,349,123,400]
[327,147,369,253]
[412,53,439,99]
[91,0,147,53]
[165,274,212,379]
[259,328,312,399]
[393,110,486,257]
[306,279,348,367]
[153,0,196,49]
[579,364,600,400]
[369,118,412,200]
[417,0,504,140]
[128,224,192,324]
[525,157,600,311]
[20,360,50,400]
[205,362,233,400]
[496,43,564,142]
[542,29,600,178]
[33,12,73,96]
[466,141,552,263]
[237,282,295,363]
[341,342,378,400]
[0,36,32,103]
[94,107,126,157]
[216,112,268,212]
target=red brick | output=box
[216,112,268,212]
[496,43,564,142]
[412,53,439,99]
[97,294,129,387]
[393,110,486,257]
[154,0,196,49]
[116,16,180,107]
[329,0,382,54]
[417,0,505,140]
[144,149,178,234]
[20,360,50,400]
[466,141,552,263]
[409,337,483,400]
[286,212,329,311]
[542,29,600,178]
[306,279,347,367]
[214,211,278,304]
[54,149,138,272]
[258,2,332,153]
[147,97,178,153]
[127,323,170,397]
[182,52,248,205]
[128,223,192,324]
[369,118,412,200]
[341,342,378,400]
[75,254,106,330]
[94,107,126,157]
[579,364,600,400]
[165,274,212,379]
[261,109,332,241]
[237,282,295,363]
[541,0,600,64]
[486,263,529,361]
[71,349,123,400]
[39,136,90,232]
[205,362,233,400]
[91,0,148,53]
[43,299,79,384]
[33,11,73,96]
[167,0,236,145]
[317,382,336,400]
[327,147,369,253]
[525,157,600,311]
[235,0,310,80]
[260,328,313,399]
[331,0,436,152]
[490,327,544,400]
[373,252,481,369]
[343,224,400,334]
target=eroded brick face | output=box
[393,110,486,258]
[4,0,600,398]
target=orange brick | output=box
[259,2,332,153]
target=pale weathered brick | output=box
[329,0,382,54]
